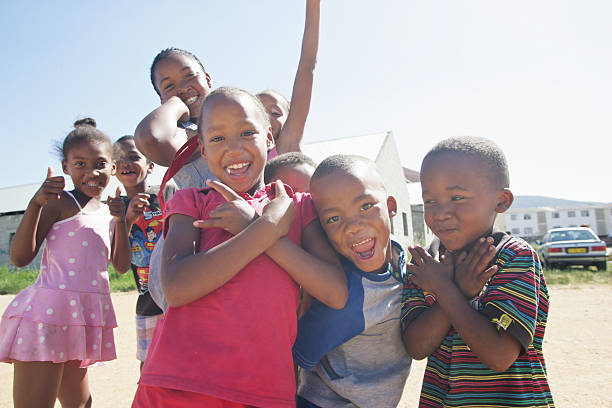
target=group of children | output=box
[0,1,555,407]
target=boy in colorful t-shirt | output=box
[113,136,174,369]
[401,136,554,407]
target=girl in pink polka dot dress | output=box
[0,118,132,407]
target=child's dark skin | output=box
[402,152,518,372]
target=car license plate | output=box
[567,247,587,254]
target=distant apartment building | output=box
[505,204,612,239]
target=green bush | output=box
[0,265,136,295]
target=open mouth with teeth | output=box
[83,181,104,191]
[120,170,136,176]
[350,237,376,260]
[224,161,251,177]
[182,94,199,106]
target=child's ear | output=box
[205,72,212,88]
[495,188,514,213]
[62,160,69,175]
[266,127,275,152]
[147,161,154,175]
[387,196,398,218]
[199,137,208,162]
[110,161,117,176]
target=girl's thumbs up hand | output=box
[107,187,127,222]
[32,167,65,207]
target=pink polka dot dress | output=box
[0,192,117,368]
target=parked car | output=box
[537,227,608,271]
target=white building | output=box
[505,204,612,239]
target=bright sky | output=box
[1,1,611,202]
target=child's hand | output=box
[32,167,65,207]
[261,180,296,236]
[192,180,257,235]
[408,245,454,296]
[126,193,150,225]
[453,237,498,299]
[107,187,127,222]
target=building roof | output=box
[403,167,420,183]
[302,132,389,163]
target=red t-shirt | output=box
[139,185,317,408]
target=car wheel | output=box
[595,261,607,272]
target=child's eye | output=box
[361,203,374,211]
[451,196,465,202]
[210,135,224,143]
[96,161,108,169]
[186,72,197,78]
[164,83,174,90]
[241,130,256,137]
[326,215,340,224]
[423,199,435,206]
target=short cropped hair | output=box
[423,136,509,188]
[264,152,317,184]
[112,135,152,163]
[256,89,290,113]
[311,154,384,187]
[197,87,271,133]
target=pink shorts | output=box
[132,384,257,408]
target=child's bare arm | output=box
[435,280,522,372]
[108,187,132,274]
[134,96,190,166]
[401,246,453,359]
[163,182,295,307]
[265,220,348,310]
[275,0,320,155]
[10,168,63,267]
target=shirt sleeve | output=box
[480,241,542,351]
[400,270,436,332]
[162,187,203,237]
[294,192,318,231]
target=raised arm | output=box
[10,168,64,267]
[134,96,191,166]
[275,0,320,155]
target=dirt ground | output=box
[0,285,609,407]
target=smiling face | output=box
[311,167,397,273]
[153,53,212,120]
[113,139,153,191]
[421,152,513,252]
[257,92,288,141]
[199,93,274,194]
[62,141,115,198]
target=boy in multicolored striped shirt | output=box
[401,136,554,407]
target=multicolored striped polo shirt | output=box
[402,237,555,407]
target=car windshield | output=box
[548,230,597,242]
